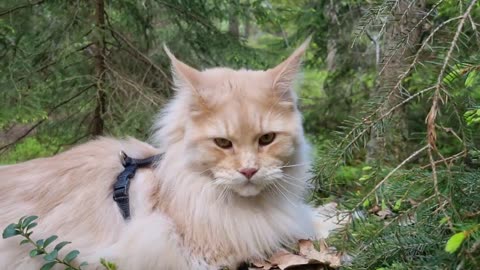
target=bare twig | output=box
[425,0,477,207]
[420,150,467,169]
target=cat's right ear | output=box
[164,45,201,92]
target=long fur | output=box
[0,41,315,269]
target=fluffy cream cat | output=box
[0,39,315,270]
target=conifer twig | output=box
[353,145,429,211]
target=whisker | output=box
[275,181,304,201]
[271,181,297,206]
[279,163,310,169]
[277,177,308,190]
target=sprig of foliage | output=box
[2,215,116,270]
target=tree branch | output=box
[0,84,94,153]
[0,0,45,17]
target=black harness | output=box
[113,151,163,220]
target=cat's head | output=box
[161,39,310,197]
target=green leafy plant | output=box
[2,216,116,270]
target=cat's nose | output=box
[239,168,258,179]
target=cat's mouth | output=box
[227,177,273,197]
[213,169,280,197]
[232,182,264,197]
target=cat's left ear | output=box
[267,37,311,102]
[163,45,201,93]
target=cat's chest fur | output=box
[147,166,315,268]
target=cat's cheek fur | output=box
[184,140,224,171]
[260,135,296,163]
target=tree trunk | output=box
[366,0,426,164]
[91,0,107,136]
[229,14,240,39]
[228,0,240,38]
[244,14,251,38]
[325,0,338,71]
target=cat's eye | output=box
[214,138,233,149]
[259,132,276,146]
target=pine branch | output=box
[0,0,46,17]
[0,84,94,153]
[353,145,429,211]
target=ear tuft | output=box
[164,45,201,92]
[268,37,311,102]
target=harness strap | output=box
[113,151,163,220]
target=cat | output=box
[0,38,315,270]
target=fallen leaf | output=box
[368,205,381,214]
[376,208,393,219]
[251,260,273,269]
[249,239,344,269]
[298,240,342,268]
[268,249,310,269]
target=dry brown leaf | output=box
[368,205,381,214]
[269,249,310,269]
[251,260,273,269]
[376,208,393,219]
[298,240,342,268]
[249,240,343,270]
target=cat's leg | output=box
[83,213,192,270]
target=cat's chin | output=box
[232,183,264,197]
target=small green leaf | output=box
[393,199,402,211]
[20,239,30,245]
[359,175,369,181]
[54,241,71,251]
[40,261,56,270]
[445,231,466,253]
[362,198,370,208]
[64,250,80,263]
[439,216,449,225]
[79,261,88,269]
[43,250,58,261]
[18,216,27,225]
[30,249,39,257]
[2,223,20,239]
[362,166,372,171]
[465,70,477,87]
[381,199,387,210]
[26,222,38,232]
[101,258,117,270]
[22,216,38,228]
[36,239,44,247]
[43,235,58,247]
